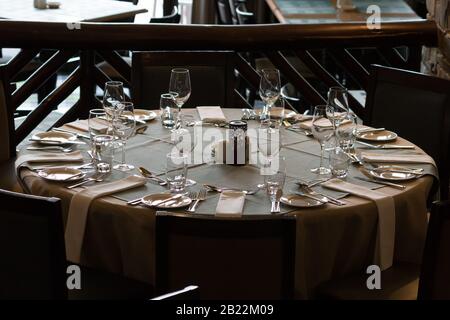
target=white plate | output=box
[38,168,85,182]
[356,130,398,142]
[141,193,192,209]
[280,194,324,208]
[369,169,418,181]
[134,109,157,122]
[32,131,77,145]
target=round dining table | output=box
[17,108,437,299]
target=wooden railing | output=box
[0,19,438,156]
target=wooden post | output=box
[79,50,96,119]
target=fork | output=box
[66,173,106,189]
[203,184,262,195]
[187,189,207,213]
[298,184,346,206]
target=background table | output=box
[18,108,434,299]
[0,0,147,22]
[266,0,420,24]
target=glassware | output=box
[170,127,198,186]
[269,96,285,126]
[88,109,106,148]
[166,153,188,193]
[327,86,349,129]
[257,119,282,165]
[112,102,136,172]
[336,112,358,151]
[329,147,350,178]
[311,105,334,175]
[264,156,286,203]
[160,93,179,130]
[259,69,281,121]
[169,68,191,118]
[92,134,115,173]
[103,81,124,123]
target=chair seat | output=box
[0,159,23,193]
[68,266,153,300]
[316,263,420,300]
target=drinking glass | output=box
[169,68,191,118]
[103,81,125,123]
[269,96,285,126]
[170,127,198,186]
[166,153,188,193]
[88,109,106,149]
[329,147,350,178]
[311,105,334,175]
[264,156,286,203]
[336,112,358,151]
[160,93,179,129]
[259,69,281,121]
[258,119,282,165]
[92,134,115,174]
[112,102,136,171]
[327,86,349,129]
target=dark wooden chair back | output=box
[216,0,233,24]
[365,64,450,199]
[0,189,66,299]
[236,2,254,24]
[418,200,450,299]
[155,213,296,299]
[132,51,237,109]
[150,6,181,24]
[0,66,15,162]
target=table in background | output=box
[266,0,420,24]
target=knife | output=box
[29,138,86,145]
[354,176,406,190]
[52,128,90,139]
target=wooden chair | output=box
[150,6,181,24]
[365,64,450,199]
[155,212,296,299]
[0,189,153,299]
[131,51,244,109]
[316,200,450,300]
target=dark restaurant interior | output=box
[0,0,450,306]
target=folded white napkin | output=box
[197,106,227,123]
[361,152,436,166]
[215,190,246,217]
[64,118,109,133]
[15,151,84,167]
[322,179,395,271]
[65,175,146,263]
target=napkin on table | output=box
[215,190,246,217]
[64,118,109,133]
[197,106,227,123]
[361,152,436,166]
[15,151,84,167]
[65,175,147,263]
[322,178,395,271]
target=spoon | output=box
[138,167,167,185]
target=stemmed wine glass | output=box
[258,119,282,167]
[103,81,125,123]
[170,127,198,186]
[112,102,136,172]
[327,87,350,130]
[259,69,281,121]
[311,105,335,175]
[169,68,191,126]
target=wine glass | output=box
[103,81,124,122]
[258,119,282,166]
[112,102,136,172]
[169,68,191,121]
[88,108,106,155]
[264,156,286,213]
[311,105,335,175]
[170,127,198,186]
[327,86,349,129]
[259,69,281,121]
